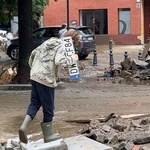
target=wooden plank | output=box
[65,114,150,124]
[65,119,91,124]
[121,113,150,119]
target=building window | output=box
[118,8,130,34]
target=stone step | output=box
[20,138,67,150]
[8,135,113,150]
[64,135,113,150]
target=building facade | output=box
[44,0,150,45]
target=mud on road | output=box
[0,45,150,145]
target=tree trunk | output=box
[13,0,33,84]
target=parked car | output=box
[5,25,96,60]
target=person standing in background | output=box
[58,24,67,38]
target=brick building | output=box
[44,0,150,45]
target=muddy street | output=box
[0,45,150,147]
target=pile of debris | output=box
[0,30,8,41]
[78,113,150,150]
[107,44,150,85]
[0,63,17,84]
[0,29,15,52]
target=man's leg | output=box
[19,80,41,143]
[35,83,60,142]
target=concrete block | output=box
[20,138,68,150]
[102,125,111,132]
[64,135,113,150]
[0,145,5,150]
[0,137,7,144]
[13,147,21,150]
[140,146,150,150]
[125,141,134,150]
[6,139,14,150]
[95,132,106,143]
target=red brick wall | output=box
[44,0,142,44]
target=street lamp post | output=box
[67,0,69,30]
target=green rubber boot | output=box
[41,122,60,143]
[18,115,32,144]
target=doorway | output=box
[80,9,108,35]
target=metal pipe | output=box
[67,0,69,30]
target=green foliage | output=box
[32,0,49,16]
[0,0,54,24]
[0,0,18,24]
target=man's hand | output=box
[72,53,79,61]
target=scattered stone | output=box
[140,146,150,150]
[13,147,21,150]
[0,137,7,144]
[79,113,150,149]
[6,139,14,150]
[102,125,111,132]
[125,142,134,150]
[11,140,20,147]
[107,130,119,145]
[131,119,142,128]
[94,131,106,143]
[64,135,113,150]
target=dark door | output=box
[144,0,150,43]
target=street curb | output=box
[0,84,31,90]
[0,78,79,91]
[0,77,80,91]
[0,82,66,91]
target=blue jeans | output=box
[27,80,55,122]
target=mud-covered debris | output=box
[79,113,150,149]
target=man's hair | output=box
[64,29,80,48]
[61,24,66,29]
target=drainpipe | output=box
[141,0,144,44]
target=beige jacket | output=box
[28,37,76,87]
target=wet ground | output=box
[1,45,150,148]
